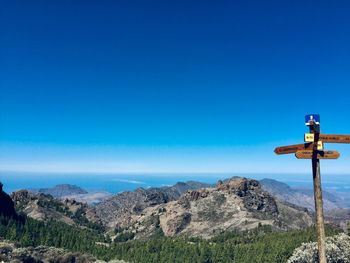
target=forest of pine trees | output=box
[0,213,344,262]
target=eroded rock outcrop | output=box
[93,181,211,228]
[10,189,101,228]
[109,178,313,239]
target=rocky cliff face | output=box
[0,182,17,219]
[93,181,211,228]
[11,189,101,227]
[104,178,313,239]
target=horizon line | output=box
[1,169,350,175]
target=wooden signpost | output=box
[305,133,350,143]
[274,142,324,154]
[295,150,340,160]
[274,114,350,263]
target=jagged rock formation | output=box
[0,240,126,263]
[10,190,101,227]
[8,178,313,240]
[287,233,350,263]
[105,178,313,239]
[94,181,211,228]
[30,184,88,198]
[0,182,17,219]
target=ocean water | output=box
[1,171,350,194]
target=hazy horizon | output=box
[2,170,350,194]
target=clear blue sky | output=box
[1,0,350,174]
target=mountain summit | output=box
[93,177,313,239]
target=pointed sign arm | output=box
[274,143,314,155]
[295,150,340,159]
[305,134,350,143]
[318,134,350,143]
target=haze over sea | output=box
[2,171,350,194]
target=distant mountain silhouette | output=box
[30,184,88,198]
[259,178,340,212]
[0,182,18,219]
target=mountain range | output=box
[3,177,350,239]
[4,177,316,239]
[259,178,340,212]
[2,176,350,262]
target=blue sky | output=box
[1,0,350,174]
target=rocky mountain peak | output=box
[217,177,259,193]
[9,188,101,228]
[111,177,312,239]
[94,180,212,227]
[11,189,33,203]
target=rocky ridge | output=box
[260,178,340,212]
[107,178,313,239]
[10,190,101,228]
[94,181,211,227]
[7,178,314,240]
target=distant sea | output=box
[1,171,350,194]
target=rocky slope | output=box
[0,240,126,263]
[10,190,101,228]
[7,178,314,240]
[105,178,313,239]
[260,179,350,229]
[93,181,211,227]
[260,178,340,211]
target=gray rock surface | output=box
[107,178,313,239]
[0,240,126,263]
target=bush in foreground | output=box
[288,233,350,263]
